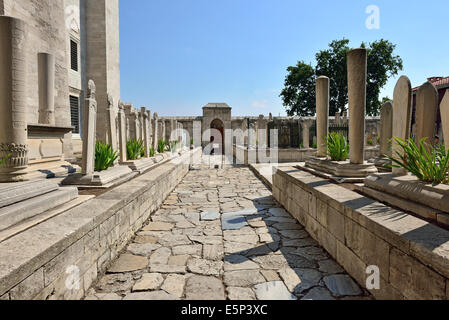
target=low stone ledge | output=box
[0,149,200,300]
[273,166,449,300]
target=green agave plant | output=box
[170,140,179,152]
[158,139,169,154]
[326,132,349,161]
[127,139,145,160]
[387,137,449,184]
[149,147,156,157]
[95,141,118,172]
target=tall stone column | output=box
[82,80,97,175]
[301,120,313,149]
[140,108,146,143]
[38,53,55,126]
[153,113,159,150]
[141,107,150,157]
[133,111,139,140]
[379,101,393,157]
[347,48,367,164]
[0,17,29,182]
[107,94,118,152]
[147,110,152,148]
[118,101,127,162]
[415,81,438,144]
[392,76,412,176]
[316,76,329,157]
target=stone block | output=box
[308,193,317,218]
[320,227,338,259]
[0,293,9,300]
[336,241,367,288]
[43,239,84,286]
[345,218,390,281]
[327,206,345,242]
[10,268,44,300]
[389,248,446,300]
[316,198,328,226]
[83,263,98,292]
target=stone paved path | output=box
[85,166,371,300]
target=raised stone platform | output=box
[373,157,392,173]
[61,165,136,189]
[305,157,378,180]
[363,173,449,227]
[123,158,155,174]
[273,166,449,300]
[0,180,80,233]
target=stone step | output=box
[0,180,59,208]
[0,187,78,231]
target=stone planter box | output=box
[273,166,449,300]
[364,173,449,228]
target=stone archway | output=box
[210,119,224,155]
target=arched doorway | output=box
[210,119,224,155]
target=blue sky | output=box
[119,0,449,117]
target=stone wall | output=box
[273,167,449,300]
[0,149,200,300]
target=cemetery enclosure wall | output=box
[0,149,201,300]
[273,166,449,300]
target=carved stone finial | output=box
[88,80,96,99]
[118,100,125,111]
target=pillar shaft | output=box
[118,101,127,162]
[0,17,29,182]
[38,53,55,126]
[316,76,329,157]
[82,80,97,175]
[347,49,367,164]
[141,107,150,157]
[153,114,159,150]
[379,102,393,157]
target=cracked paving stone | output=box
[253,281,297,300]
[203,244,224,261]
[149,247,171,265]
[278,267,322,294]
[127,243,161,257]
[143,222,175,231]
[223,270,266,287]
[323,275,363,296]
[168,255,190,266]
[107,254,149,273]
[123,291,179,300]
[301,287,335,300]
[185,276,225,300]
[161,274,186,298]
[172,244,202,256]
[132,273,164,291]
[224,255,260,271]
[227,287,256,300]
[318,259,345,274]
[187,258,223,276]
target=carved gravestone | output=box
[440,90,449,150]
[392,76,412,176]
[107,94,118,155]
[415,81,438,144]
[82,80,97,175]
[118,101,127,162]
[379,101,393,157]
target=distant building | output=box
[412,76,449,138]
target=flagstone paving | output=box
[85,166,371,300]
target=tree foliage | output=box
[280,38,403,117]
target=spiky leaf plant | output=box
[95,141,118,172]
[127,139,145,160]
[387,137,449,184]
[327,132,349,161]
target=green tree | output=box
[280,38,403,117]
[279,61,316,116]
[315,39,350,116]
